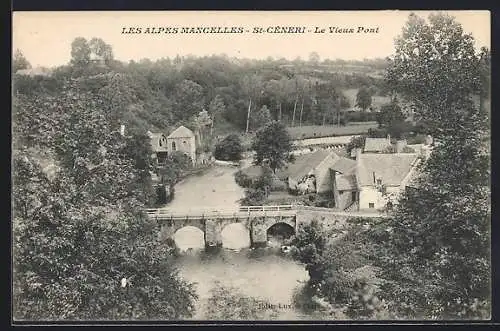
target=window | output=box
[351,191,357,202]
[369,203,375,209]
[172,141,176,151]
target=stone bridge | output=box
[145,205,386,249]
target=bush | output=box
[214,134,243,161]
[234,170,253,188]
[240,188,267,206]
[314,192,335,208]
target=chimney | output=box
[120,124,125,136]
[387,134,391,143]
[355,147,362,160]
[425,134,433,146]
[373,171,376,184]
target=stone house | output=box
[335,149,420,212]
[167,125,196,166]
[278,150,355,195]
[146,131,169,165]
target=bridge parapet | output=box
[146,204,387,221]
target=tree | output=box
[208,95,226,136]
[386,12,482,137]
[376,101,406,132]
[214,134,243,161]
[309,52,321,65]
[70,37,91,67]
[241,74,264,133]
[192,109,212,146]
[355,86,372,111]
[89,37,114,64]
[380,12,490,319]
[12,78,198,320]
[346,135,366,155]
[173,79,205,122]
[251,121,292,173]
[13,49,32,73]
[251,105,272,130]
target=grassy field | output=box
[287,123,379,140]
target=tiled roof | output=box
[278,150,332,181]
[364,137,391,152]
[167,125,195,138]
[336,174,358,190]
[357,153,419,186]
[330,157,356,174]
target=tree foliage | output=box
[70,37,92,67]
[379,12,490,319]
[251,121,292,173]
[12,78,198,320]
[377,100,406,127]
[214,134,243,161]
[386,12,482,136]
[13,49,32,73]
[356,86,372,111]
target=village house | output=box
[278,150,355,195]
[167,125,196,166]
[333,149,420,212]
[146,130,169,166]
[363,136,393,153]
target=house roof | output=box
[168,125,195,139]
[330,157,356,174]
[364,137,392,153]
[336,174,358,190]
[148,132,168,152]
[357,153,419,186]
[277,149,332,181]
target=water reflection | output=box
[174,248,322,320]
[173,226,205,252]
[221,223,251,250]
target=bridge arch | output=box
[266,222,295,246]
[173,225,205,251]
[221,222,251,249]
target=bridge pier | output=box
[250,216,268,247]
[204,219,223,249]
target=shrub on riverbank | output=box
[290,219,389,319]
[204,281,279,320]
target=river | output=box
[165,164,329,320]
[173,248,324,320]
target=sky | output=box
[12,10,490,68]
